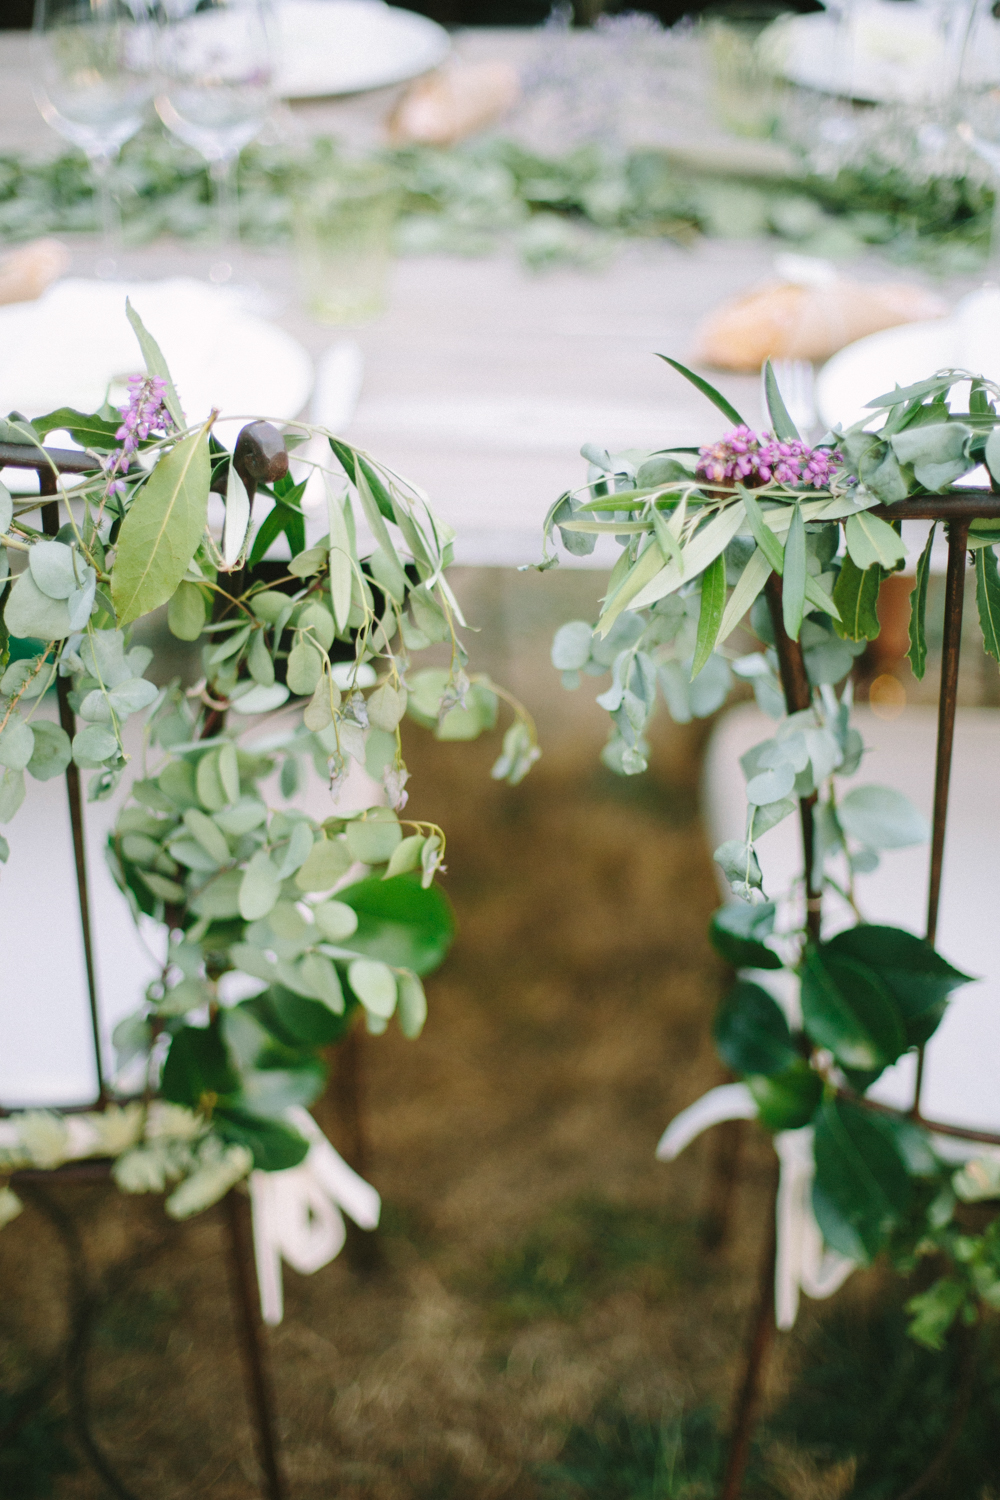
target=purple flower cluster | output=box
[696,426,841,489]
[101,374,172,499]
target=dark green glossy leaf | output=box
[243,986,357,1048]
[713,980,797,1076]
[813,1097,912,1262]
[338,872,455,976]
[709,900,781,969]
[213,1106,309,1171]
[832,556,882,642]
[824,924,974,1049]
[747,1062,822,1131]
[801,947,907,1072]
[32,407,121,452]
[160,1020,239,1108]
[907,523,935,680]
[656,356,745,428]
[248,494,306,567]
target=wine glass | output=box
[956,0,1000,278]
[154,0,273,284]
[32,0,155,277]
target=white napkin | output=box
[249,1104,380,1325]
[657,1084,856,1330]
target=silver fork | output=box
[763,358,818,440]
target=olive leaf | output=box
[111,429,210,626]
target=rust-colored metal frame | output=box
[1,431,289,1500]
[720,493,1000,1500]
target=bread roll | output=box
[693,277,948,372]
[388,63,520,147]
[0,239,70,307]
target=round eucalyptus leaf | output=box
[551,620,594,672]
[287,640,323,697]
[345,815,402,865]
[295,835,352,892]
[312,899,358,942]
[348,957,397,1018]
[26,719,71,781]
[297,952,344,1012]
[28,539,78,600]
[396,972,427,1038]
[839,785,929,850]
[72,724,118,767]
[247,627,275,686]
[0,718,34,772]
[4,570,73,640]
[298,601,335,651]
[239,849,281,921]
[746,763,796,806]
[230,683,290,715]
[367,682,407,733]
[167,581,207,641]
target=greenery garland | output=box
[0,129,991,271]
[543,355,1000,1352]
[0,301,537,1226]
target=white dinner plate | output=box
[764,7,968,106]
[0,277,313,434]
[274,0,450,100]
[815,286,1000,433]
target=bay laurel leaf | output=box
[111,430,210,627]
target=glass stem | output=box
[210,153,240,256]
[90,152,121,272]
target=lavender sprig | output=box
[100,374,173,502]
[696,425,841,490]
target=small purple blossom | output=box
[696,426,842,490]
[100,375,172,502]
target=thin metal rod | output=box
[40,488,104,1100]
[925,519,970,947]
[764,573,821,943]
[719,1162,779,1500]
[223,1190,286,1500]
[870,493,1000,521]
[715,580,819,1499]
[914,520,970,1113]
